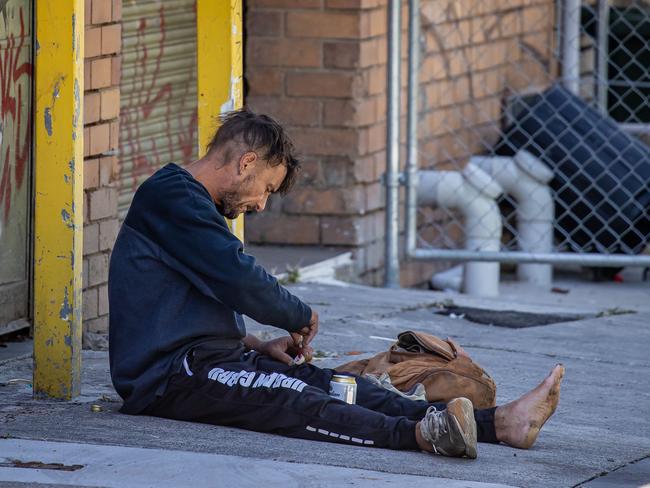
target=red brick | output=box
[88,252,109,286]
[359,37,386,67]
[109,121,119,150]
[247,97,321,127]
[320,213,381,245]
[84,91,100,124]
[291,127,357,156]
[246,214,320,245]
[319,157,350,187]
[326,0,361,7]
[100,87,120,120]
[83,222,100,255]
[83,127,90,157]
[248,39,321,68]
[84,60,91,89]
[352,155,376,183]
[286,72,356,98]
[246,10,282,37]
[83,286,98,319]
[85,0,92,26]
[248,0,320,8]
[89,122,110,155]
[85,315,109,334]
[99,218,120,250]
[323,42,360,69]
[85,26,102,58]
[89,187,117,221]
[91,57,111,89]
[101,23,121,55]
[84,157,100,189]
[246,68,283,96]
[282,186,364,215]
[112,0,121,21]
[91,0,111,24]
[82,257,89,285]
[361,65,386,96]
[360,8,386,38]
[286,11,360,39]
[111,55,121,85]
[323,98,377,127]
[98,284,109,316]
[99,156,118,185]
[364,181,383,211]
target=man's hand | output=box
[258,336,314,366]
[290,310,319,349]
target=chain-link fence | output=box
[389,0,650,289]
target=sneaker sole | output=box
[447,397,478,459]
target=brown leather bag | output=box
[335,330,497,409]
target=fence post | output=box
[384,0,402,288]
[405,0,420,259]
[562,0,582,94]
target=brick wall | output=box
[244,0,556,287]
[244,0,389,284]
[82,0,121,337]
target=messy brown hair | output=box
[207,109,300,195]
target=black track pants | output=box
[143,349,498,450]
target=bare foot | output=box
[494,364,565,449]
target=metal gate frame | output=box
[384,0,650,289]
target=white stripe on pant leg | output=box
[305,426,374,446]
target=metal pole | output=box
[384,0,402,288]
[596,0,609,113]
[405,0,420,258]
[562,0,581,94]
[411,248,650,267]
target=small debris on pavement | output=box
[344,351,363,355]
[90,404,103,413]
[551,287,570,294]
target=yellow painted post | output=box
[32,0,84,399]
[196,0,244,241]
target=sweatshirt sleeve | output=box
[126,170,312,333]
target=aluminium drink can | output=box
[329,374,357,404]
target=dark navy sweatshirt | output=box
[108,163,312,414]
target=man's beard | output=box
[217,191,242,219]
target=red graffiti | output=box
[120,3,198,196]
[0,6,32,220]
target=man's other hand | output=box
[290,310,319,349]
[259,336,314,366]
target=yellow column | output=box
[196,0,244,241]
[33,0,84,399]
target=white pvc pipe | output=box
[418,164,503,297]
[471,150,554,286]
[563,0,581,94]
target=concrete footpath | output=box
[1,271,649,487]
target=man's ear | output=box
[238,151,258,175]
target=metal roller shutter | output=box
[119,0,198,218]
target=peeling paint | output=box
[59,287,73,320]
[44,107,52,136]
[72,78,80,136]
[61,208,71,222]
[64,335,72,347]
[71,14,76,53]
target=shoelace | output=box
[420,406,448,454]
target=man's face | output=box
[218,156,287,220]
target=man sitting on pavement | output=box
[108,109,565,459]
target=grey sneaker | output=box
[419,397,478,459]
